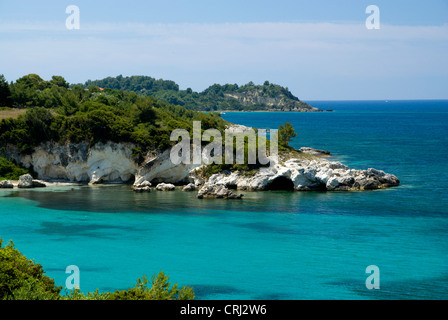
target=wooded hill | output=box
[79,75,320,112]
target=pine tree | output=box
[278,122,297,147]
[0,74,12,107]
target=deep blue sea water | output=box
[1,100,448,299]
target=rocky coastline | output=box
[191,156,399,195]
[1,141,400,199]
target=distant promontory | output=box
[77,76,321,112]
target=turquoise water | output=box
[1,100,448,299]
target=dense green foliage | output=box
[0,238,62,300]
[84,75,179,95]
[0,237,194,300]
[78,75,314,112]
[0,74,228,155]
[0,157,29,180]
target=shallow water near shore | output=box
[1,100,448,299]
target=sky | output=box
[0,0,447,100]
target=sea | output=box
[1,100,447,300]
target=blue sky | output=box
[0,0,447,99]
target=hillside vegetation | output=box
[0,74,300,179]
[0,74,227,155]
[79,75,319,112]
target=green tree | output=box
[0,74,12,107]
[50,76,69,88]
[278,122,297,147]
[60,90,79,115]
[15,74,47,90]
[24,107,55,142]
[134,98,156,124]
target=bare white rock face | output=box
[5,141,199,186]
[190,157,399,192]
[6,142,137,184]
[133,149,200,186]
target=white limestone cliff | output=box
[5,141,137,184]
[2,141,399,193]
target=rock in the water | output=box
[32,180,47,188]
[16,174,47,188]
[197,184,243,199]
[182,183,197,191]
[133,181,152,192]
[134,180,152,188]
[0,180,14,189]
[156,183,176,191]
[18,174,34,188]
[299,147,331,157]
[133,186,151,192]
